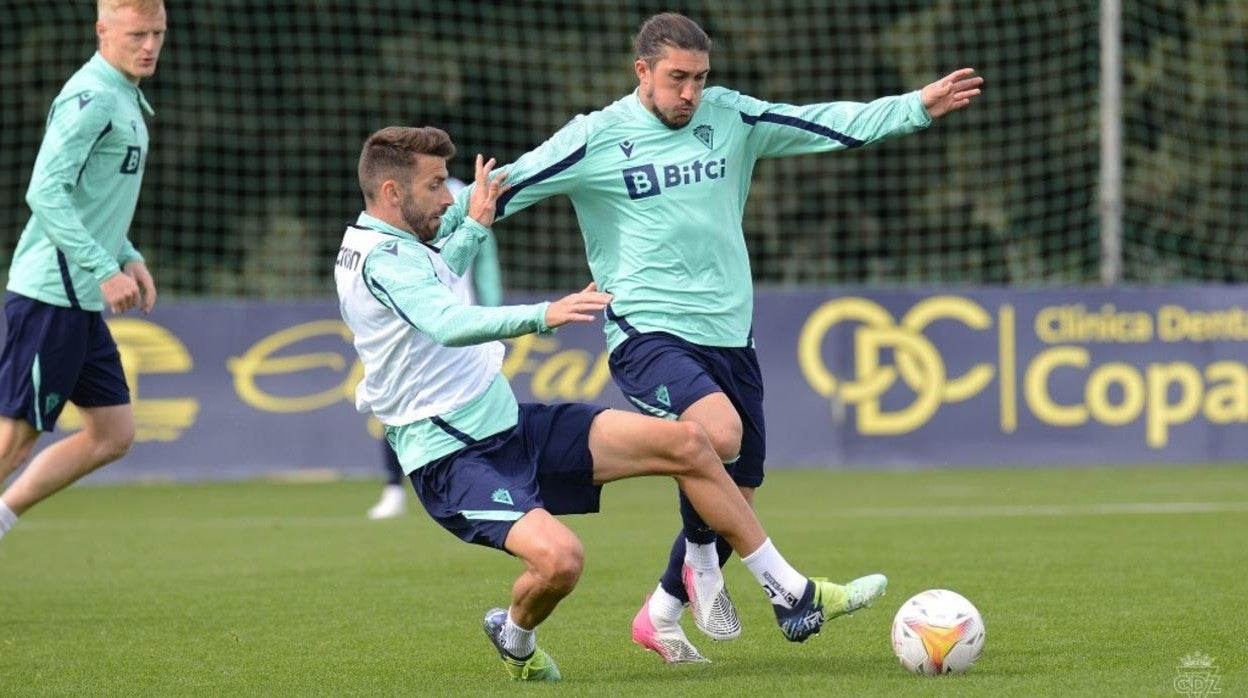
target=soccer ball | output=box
[891,589,985,675]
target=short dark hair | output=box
[634,12,711,65]
[358,126,456,202]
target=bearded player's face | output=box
[636,47,709,129]
[395,155,454,242]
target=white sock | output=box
[503,611,536,659]
[0,499,17,541]
[684,540,718,571]
[648,583,685,624]
[741,538,808,610]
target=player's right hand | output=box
[100,271,141,314]
[124,260,158,314]
[544,282,613,329]
[922,68,983,118]
[467,154,510,228]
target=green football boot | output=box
[482,608,562,681]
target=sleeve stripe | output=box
[76,122,113,184]
[366,273,420,330]
[496,144,588,217]
[55,250,81,309]
[739,112,864,148]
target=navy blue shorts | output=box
[0,292,129,431]
[609,331,766,488]
[408,402,607,551]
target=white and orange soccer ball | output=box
[891,589,986,675]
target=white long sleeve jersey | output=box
[334,222,503,427]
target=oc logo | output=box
[797,297,996,434]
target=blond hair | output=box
[98,0,165,18]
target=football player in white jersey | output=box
[335,126,886,681]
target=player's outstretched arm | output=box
[922,68,983,118]
[543,283,613,329]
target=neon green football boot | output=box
[482,608,562,681]
[775,574,888,642]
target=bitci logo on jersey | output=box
[120,146,143,174]
[622,157,728,200]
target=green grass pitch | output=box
[1,465,1244,696]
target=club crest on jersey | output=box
[618,140,635,158]
[693,124,714,150]
[621,157,728,200]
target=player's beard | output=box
[399,195,441,242]
[643,87,693,130]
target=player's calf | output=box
[0,416,39,480]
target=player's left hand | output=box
[467,154,510,228]
[922,68,983,118]
[545,282,613,329]
[123,260,158,314]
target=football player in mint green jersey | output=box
[0,0,166,543]
[338,126,887,680]
[435,13,982,661]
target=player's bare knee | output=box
[712,442,740,465]
[665,421,716,476]
[0,425,39,474]
[550,551,584,594]
[534,540,584,594]
[0,438,30,464]
[95,428,135,463]
[705,424,742,464]
[0,443,34,477]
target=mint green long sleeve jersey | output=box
[8,53,152,311]
[437,87,931,351]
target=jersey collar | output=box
[627,89,679,130]
[89,52,155,116]
[355,211,418,241]
[628,88,698,131]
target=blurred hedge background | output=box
[3,1,1246,297]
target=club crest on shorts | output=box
[491,488,514,506]
[654,385,672,408]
